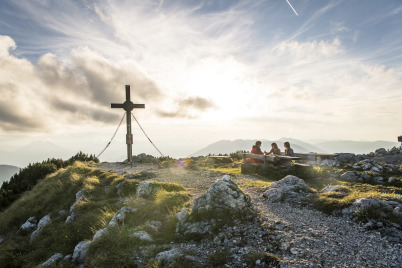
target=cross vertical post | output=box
[111,85,145,164]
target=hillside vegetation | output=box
[0,150,401,267]
[0,152,99,211]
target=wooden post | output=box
[111,85,145,164]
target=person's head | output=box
[271,142,278,149]
[284,141,291,149]
[255,140,262,147]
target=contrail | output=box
[286,0,299,16]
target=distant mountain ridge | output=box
[0,165,21,184]
[190,138,400,156]
[0,141,74,168]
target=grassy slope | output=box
[0,159,401,267]
[0,162,190,267]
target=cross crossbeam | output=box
[111,85,145,163]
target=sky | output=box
[0,0,402,163]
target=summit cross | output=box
[111,85,145,163]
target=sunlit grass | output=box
[0,162,191,267]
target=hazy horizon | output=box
[1,0,402,163]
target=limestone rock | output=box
[20,216,37,233]
[337,153,356,163]
[38,253,63,267]
[92,227,109,241]
[155,248,202,266]
[72,241,91,264]
[176,175,255,239]
[65,189,87,223]
[108,206,137,228]
[340,171,357,182]
[137,181,156,198]
[130,231,153,242]
[375,148,387,156]
[191,175,253,216]
[263,175,313,204]
[31,214,51,242]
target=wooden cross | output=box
[111,85,145,163]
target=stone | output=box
[108,206,137,228]
[176,176,255,239]
[20,216,37,232]
[155,248,184,264]
[72,241,91,264]
[31,214,51,242]
[130,231,153,242]
[340,171,357,182]
[137,181,156,198]
[388,177,397,183]
[92,228,109,241]
[393,207,402,218]
[374,177,384,184]
[38,253,63,267]
[321,185,349,195]
[337,153,356,163]
[146,220,163,232]
[375,148,387,156]
[263,175,312,204]
[75,189,86,202]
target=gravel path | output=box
[96,162,402,267]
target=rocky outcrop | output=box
[176,175,256,239]
[263,175,313,204]
[30,214,51,242]
[66,189,87,223]
[108,206,137,228]
[20,216,37,233]
[342,198,402,242]
[136,181,157,198]
[72,240,91,264]
[37,253,63,267]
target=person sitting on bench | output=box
[248,140,264,163]
[284,141,295,156]
[265,142,281,155]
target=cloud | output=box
[157,96,216,118]
[0,35,165,132]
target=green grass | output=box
[0,162,191,267]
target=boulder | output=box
[155,248,202,266]
[38,253,63,267]
[72,241,91,264]
[337,153,356,163]
[191,175,253,217]
[321,185,349,195]
[146,220,163,232]
[340,171,357,182]
[65,189,86,223]
[130,231,153,242]
[137,181,156,198]
[263,175,313,204]
[108,206,137,228]
[375,148,387,156]
[20,216,37,233]
[31,214,51,242]
[176,175,255,239]
[92,227,109,241]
